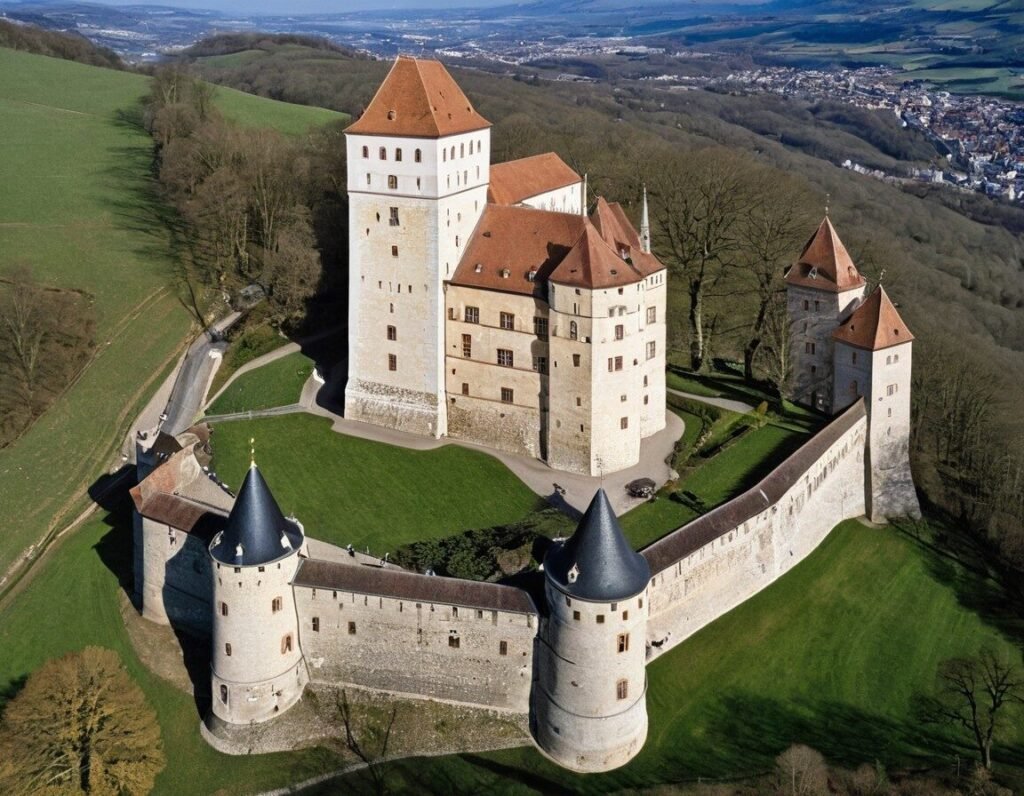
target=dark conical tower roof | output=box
[210,464,303,566]
[543,489,651,602]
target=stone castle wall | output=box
[139,515,212,636]
[642,401,868,656]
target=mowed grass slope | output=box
[0,48,343,578]
[374,521,1024,793]
[206,350,314,414]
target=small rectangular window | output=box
[499,640,508,656]
[395,148,403,162]
[272,597,282,613]
[572,354,581,367]
[312,617,320,632]
[387,325,397,341]
[462,334,472,358]
[615,356,623,371]
[389,207,399,226]
[614,324,624,340]
[646,306,656,324]
[388,354,397,371]
[464,306,479,323]
[282,634,293,654]
[852,351,858,364]
[448,635,460,649]
[596,614,605,624]
[532,356,548,374]
[348,621,356,635]
[616,679,628,700]
[620,417,629,430]
[573,610,581,621]
[220,602,228,616]
[500,312,515,330]
[391,245,399,257]
[501,387,514,404]
[225,642,232,656]
[533,317,548,338]
[617,633,629,653]
[379,147,387,160]
[803,299,809,310]
[414,148,422,163]
[497,349,514,367]
[461,382,469,395]
[387,175,397,189]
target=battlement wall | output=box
[642,401,868,656]
[293,560,537,712]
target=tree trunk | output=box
[688,277,704,371]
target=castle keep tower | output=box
[785,217,866,411]
[344,56,492,438]
[533,489,651,772]
[832,286,921,522]
[209,463,308,725]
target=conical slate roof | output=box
[785,216,865,293]
[544,489,651,602]
[210,464,303,567]
[832,285,914,351]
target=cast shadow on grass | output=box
[890,504,1024,650]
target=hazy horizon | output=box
[22,0,519,14]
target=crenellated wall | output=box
[641,401,868,657]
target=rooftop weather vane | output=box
[825,192,831,217]
[250,437,256,468]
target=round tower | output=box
[208,462,308,725]
[532,489,651,772]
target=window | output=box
[443,149,447,162]
[572,354,581,367]
[500,312,515,330]
[220,685,228,703]
[460,143,465,157]
[450,146,455,159]
[395,148,402,161]
[389,207,399,226]
[596,614,605,624]
[850,380,858,395]
[616,679,629,700]
[814,301,820,311]
[272,597,282,613]
[497,349,514,367]
[533,356,548,374]
[414,148,422,163]
[387,325,396,341]
[533,317,548,338]
[499,640,508,656]
[461,382,469,395]
[893,353,900,363]
[462,334,472,358]
[608,356,623,372]
[366,173,371,186]
[225,643,232,656]
[348,621,357,635]
[387,175,397,189]
[617,633,629,653]
[464,306,479,323]
[449,635,460,649]
[361,145,369,158]
[379,147,387,160]
[569,321,578,340]
[805,342,816,354]
[388,354,397,371]
[573,610,581,621]
[620,417,629,430]
[576,397,582,406]
[622,610,629,620]
[647,306,656,324]
[887,384,898,396]
[646,341,656,360]
[803,300,809,310]
[312,617,320,632]
[852,351,858,364]
[501,387,514,404]
[282,634,293,654]
[615,324,624,340]
[220,602,228,616]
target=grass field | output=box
[206,351,314,414]
[0,48,344,580]
[209,413,544,553]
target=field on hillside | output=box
[0,48,344,582]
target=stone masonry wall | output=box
[140,515,211,636]
[295,586,536,712]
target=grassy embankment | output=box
[0,47,343,581]
[206,351,314,415]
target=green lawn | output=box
[0,48,343,581]
[206,350,313,414]
[209,413,543,553]
[369,520,1024,794]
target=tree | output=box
[262,211,323,327]
[0,647,165,795]
[917,648,1024,770]
[336,689,396,796]
[774,744,828,795]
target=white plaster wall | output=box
[645,414,868,656]
[295,586,535,711]
[639,271,667,438]
[865,342,919,520]
[140,516,211,635]
[519,182,583,214]
[210,549,308,724]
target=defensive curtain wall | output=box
[235,400,868,716]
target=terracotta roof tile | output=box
[832,285,914,351]
[488,153,580,206]
[130,446,234,533]
[548,223,645,290]
[293,558,537,615]
[590,197,663,277]
[346,56,490,138]
[785,216,865,293]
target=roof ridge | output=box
[414,57,442,138]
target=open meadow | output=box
[0,48,344,583]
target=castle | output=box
[129,56,920,774]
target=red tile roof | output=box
[785,216,866,293]
[346,56,490,138]
[590,197,662,277]
[488,153,580,206]
[832,285,914,351]
[548,223,645,290]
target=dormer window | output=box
[387,109,396,120]
[808,267,818,279]
[567,563,580,584]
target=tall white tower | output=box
[533,489,651,772]
[208,462,308,725]
[344,56,491,438]
[785,217,866,412]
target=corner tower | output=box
[786,217,866,412]
[344,56,491,438]
[832,286,921,521]
[533,490,651,772]
[209,463,308,725]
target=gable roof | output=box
[548,223,645,290]
[832,285,914,351]
[209,464,303,567]
[589,197,662,277]
[785,216,865,293]
[345,55,490,139]
[488,153,580,206]
[543,489,651,602]
[130,445,233,533]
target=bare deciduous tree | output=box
[775,743,829,795]
[336,689,397,796]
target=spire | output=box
[543,489,651,601]
[832,284,914,351]
[210,465,303,567]
[785,216,865,293]
[581,173,588,217]
[639,184,651,255]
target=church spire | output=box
[639,184,651,254]
[581,173,588,216]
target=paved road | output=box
[162,313,240,434]
[667,388,754,415]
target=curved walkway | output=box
[667,388,754,415]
